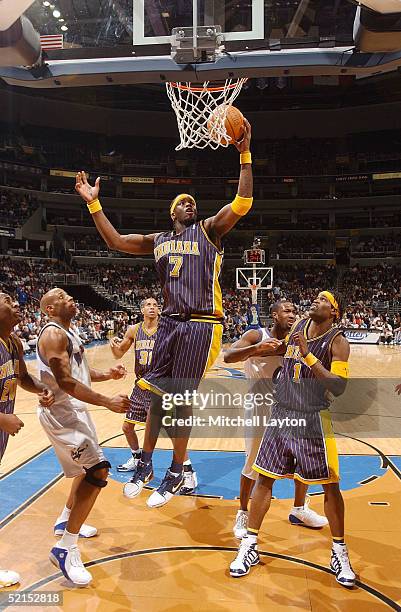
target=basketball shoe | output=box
[330,543,356,588]
[230,536,260,577]
[147,469,184,508]
[123,460,153,499]
[49,544,92,586]
[0,569,20,588]
[233,510,249,539]
[117,450,141,472]
[288,497,328,528]
[54,522,97,538]
[179,465,198,495]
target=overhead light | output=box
[61,25,68,31]
[162,12,170,18]
[58,18,64,22]
[53,9,61,18]
[43,1,50,6]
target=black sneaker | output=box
[146,468,184,508]
[123,460,153,499]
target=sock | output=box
[245,527,258,544]
[141,450,153,464]
[132,448,141,457]
[56,505,71,524]
[170,461,183,475]
[183,459,192,467]
[292,505,304,511]
[58,529,79,549]
[333,537,345,547]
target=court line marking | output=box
[0,445,51,481]
[9,546,400,611]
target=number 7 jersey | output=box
[153,221,224,318]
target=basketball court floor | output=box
[1,342,400,611]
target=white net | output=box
[166,78,247,150]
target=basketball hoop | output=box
[166,78,247,150]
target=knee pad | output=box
[84,460,111,488]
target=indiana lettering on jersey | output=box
[135,339,156,351]
[0,359,19,379]
[154,239,200,262]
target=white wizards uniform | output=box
[242,327,283,480]
[37,322,105,478]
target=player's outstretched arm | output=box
[109,324,138,359]
[75,172,157,255]
[39,327,130,413]
[90,364,127,382]
[224,329,283,363]
[293,332,350,396]
[203,119,253,241]
[13,335,55,407]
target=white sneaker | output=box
[123,460,153,499]
[233,510,249,539]
[289,497,328,528]
[49,544,92,586]
[147,469,184,509]
[54,521,97,538]
[330,543,356,588]
[230,537,260,578]
[179,468,198,495]
[117,455,139,472]
[0,569,20,588]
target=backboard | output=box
[5,2,401,87]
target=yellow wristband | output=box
[240,151,252,165]
[231,194,253,216]
[304,353,318,367]
[87,198,102,214]
[331,360,349,379]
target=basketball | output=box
[207,104,245,145]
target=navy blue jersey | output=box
[274,318,342,413]
[0,336,19,459]
[133,322,158,380]
[153,221,223,318]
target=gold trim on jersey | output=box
[124,417,146,424]
[0,337,12,353]
[202,324,223,378]
[140,321,159,337]
[303,318,339,342]
[212,252,223,319]
[137,377,165,396]
[199,220,224,254]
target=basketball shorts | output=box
[253,403,339,485]
[125,385,151,425]
[137,316,222,397]
[38,404,105,478]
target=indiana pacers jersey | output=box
[0,336,19,460]
[134,322,158,380]
[274,318,342,413]
[153,221,223,318]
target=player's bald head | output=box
[40,288,65,314]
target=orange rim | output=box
[168,79,247,92]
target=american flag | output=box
[40,34,64,50]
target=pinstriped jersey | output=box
[134,322,158,380]
[275,318,342,413]
[154,221,223,318]
[0,336,19,459]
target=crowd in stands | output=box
[341,264,401,307]
[0,188,39,228]
[352,234,401,257]
[275,236,334,259]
